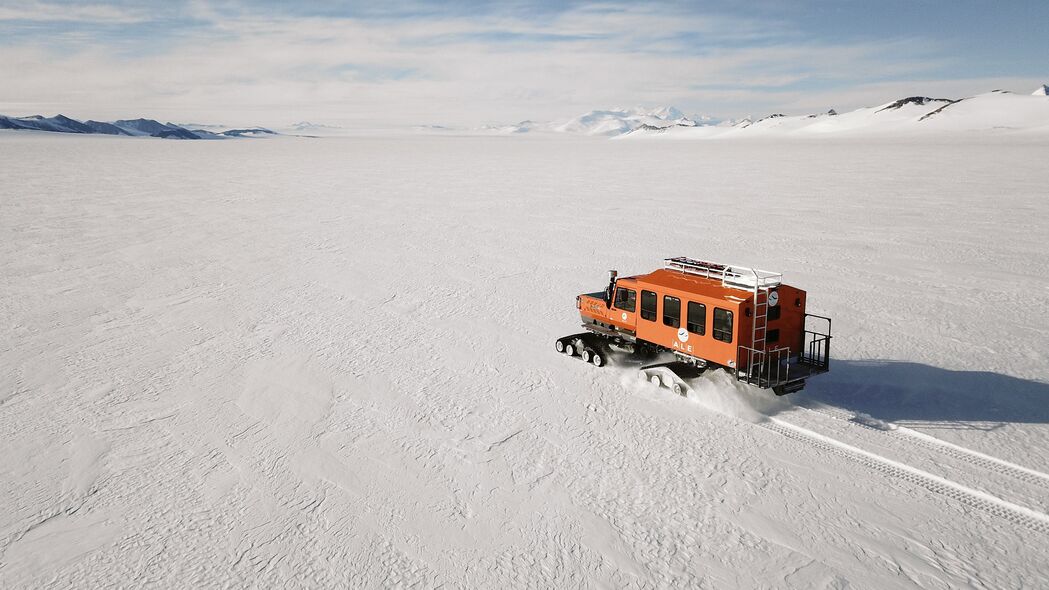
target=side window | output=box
[767,328,780,343]
[640,290,657,322]
[663,295,680,328]
[768,305,781,321]
[713,308,733,343]
[614,288,636,312]
[687,301,706,335]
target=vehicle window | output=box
[687,302,706,335]
[663,295,680,328]
[614,288,636,312]
[768,305,781,321]
[713,308,733,343]
[767,328,780,343]
[640,290,657,321]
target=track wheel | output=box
[649,374,662,388]
[555,339,566,353]
[672,382,684,396]
[591,351,605,367]
[581,349,593,363]
[564,343,576,357]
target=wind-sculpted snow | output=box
[1,133,1048,588]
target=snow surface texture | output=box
[2,133,1049,588]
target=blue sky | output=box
[1,1,1045,126]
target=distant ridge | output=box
[84,120,132,135]
[0,114,278,140]
[473,85,1049,139]
[616,88,1049,140]
[875,97,956,112]
[479,106,711,136]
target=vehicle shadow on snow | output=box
[798,360,1049,428]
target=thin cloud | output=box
[0,1,149,23]
[0,1,1039,126]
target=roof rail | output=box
[663,256,782,291]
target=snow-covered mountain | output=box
[111,118,184,136]
[277,121,353,136]
[472,85,1049,139]
[478,120,545,134]
[84,120,133,135]
[290,121,338,132]
[0,114,278,140]
[553,107,699,136]
[220,128,279,137]
[0,114,97,134]
[621,86,1049,139]
[478,107,714,137]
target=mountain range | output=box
[478,106,717,136]
[6,85,1049,140]
[620,88,1049,139]
[480,85,1049,138]
[0,114,277,139]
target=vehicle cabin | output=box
[578,268,808,369]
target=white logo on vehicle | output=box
[621,312,628,321]
[768,290,779,307]
[677,328,689,342]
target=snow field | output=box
[2,132,1049,588]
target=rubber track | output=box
[801,404,1049,489]
[761,418,1049,535]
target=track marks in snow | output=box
[672,372,1049,535]
[760,417,1049,535]
[801,402,1049,490]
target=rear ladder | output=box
[736,284,789,389]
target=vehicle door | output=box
[610,286,638,331]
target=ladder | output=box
[738,283,769,386]
[752,285,769,353]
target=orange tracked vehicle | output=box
[555,257,832,395]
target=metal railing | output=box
[663,256,782,292]
[735,314,832,390]
[736,346,791,389]
[799,314,832,370]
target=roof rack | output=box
[663,256,782,291]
